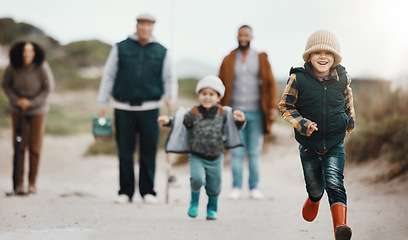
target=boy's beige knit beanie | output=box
[303,30,342,67]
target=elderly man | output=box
[97,13,177,204]
[219,25,278,200]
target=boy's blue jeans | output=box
[299,142,347,207]
[189,154,223,198]
[230,110,263,190]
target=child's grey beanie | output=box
[303,30,342,67]
[195,75,225,98]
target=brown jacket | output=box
[2,62,54,116]
[218,49,278,134]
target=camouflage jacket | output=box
[164,105,245,160]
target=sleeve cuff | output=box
[301,118,314,136]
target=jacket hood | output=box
[128,33,158,44]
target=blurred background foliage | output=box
[0,18,407,180]
[0,18,110,91]
[345,80,408,181]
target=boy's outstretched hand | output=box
[157,116,170,125]
[307,122,318,136]
[233,110,245,122]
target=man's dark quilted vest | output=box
[292,63,349,151]
[113,38,167,105]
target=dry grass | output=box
[346,79,408,181]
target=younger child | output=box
[158,75,245,220]
[279,30,355,240]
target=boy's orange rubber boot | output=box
[331,204,352,240]
[302,198,320,222]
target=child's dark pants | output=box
[299,142,347,206]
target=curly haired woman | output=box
[2,41,55,194]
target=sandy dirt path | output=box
[0,123,407,240]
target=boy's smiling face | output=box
[309,51,334,77]
[198,88,221,110]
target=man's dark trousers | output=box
[115,108,159,200]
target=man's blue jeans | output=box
[189,154,223,198]
[230,110,263,190]
[299,142,347,206]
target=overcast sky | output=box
[1,0,407,81]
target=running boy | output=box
[279,30,355,240]
[158,75,245,220]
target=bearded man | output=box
[218,25,278,200]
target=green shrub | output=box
[85,139,117,156]
[346,114,408,163]
[346,79,408,181]
[0,91,11,127]
[47,60,101,91]
[351,79,407,124]
[0,18,59,47]
[178,78,198,99]
[0,68,11,127]
[46,105,93,135]
[63,40,111,67]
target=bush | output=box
[351,79,407,124]
[85,139,117,156]
[0,91,11,127]
[178,78,198,99]
[346,79,408,181]
[346,114,408,163]
[46,105,93,136]
[0,18,59,47]
[0,68,11,127]
[48,56,102,91]
[63,40,111,67]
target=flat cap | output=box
[137,13,156,23]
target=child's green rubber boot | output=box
[188,191,200,218]
[206,197,218,220]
